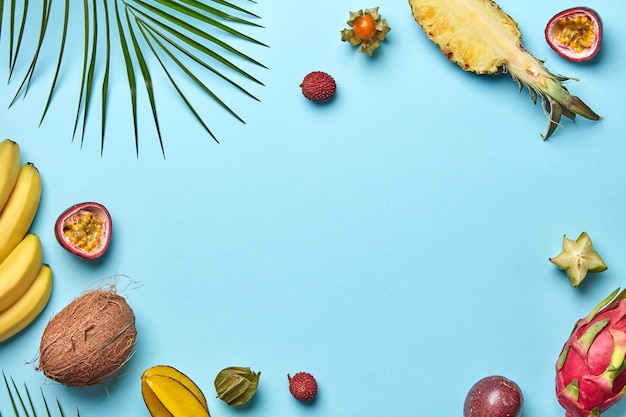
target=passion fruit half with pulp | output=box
[545,7,602,62]
[55,202,112,259]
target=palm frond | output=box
[67,0,90,140]
[8,0,28,79]
[137,19,219,143]
[1,371,79,417]
[113,0,139,155]
[1,0,267,157]
[8,0,53,104]
[124,5,165,157]
[39,0,70,127]
[77,0,101,145]
[100,0,111,154]
[130,5,266,84]
[176,0,263,26]
[0,0,5,36]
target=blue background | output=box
[1,0,625,416]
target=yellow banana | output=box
[0,139,21,212]
[0,234,43,312]
[0,162,41,264]
[0,264,52,343]
[142,369,211,417]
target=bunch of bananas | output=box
[141,365,211,417]
[0,139,52,343]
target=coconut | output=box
[37,288,136,386]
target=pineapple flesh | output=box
[409,0,600,139]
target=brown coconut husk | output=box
[37,288,136,386]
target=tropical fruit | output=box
[142,365,211,417]
[409,0,600,139]
[556,288,626,417]
[0,140,51,343]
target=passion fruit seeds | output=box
[545,7,602,62]
[55,202,111,259]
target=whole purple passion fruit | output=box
[463,375,523,417]
[55,202,112,259]
[545,7,602,62]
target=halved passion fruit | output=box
[545,7,602,62]
[55,202,112,259]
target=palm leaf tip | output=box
[1,372,80,416]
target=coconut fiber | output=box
[37,288,137,386]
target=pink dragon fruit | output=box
[556,288,626,417]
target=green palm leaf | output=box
[0,0,267,157]
[8,0,51,104]
[1,371,80,417]
[124,5,164,156]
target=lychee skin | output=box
[288,372,318,402]
[300,71,336,102]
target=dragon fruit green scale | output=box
[556,288,626,417]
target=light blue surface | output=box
[1,0,625,416]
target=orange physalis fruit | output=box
[341,7,390,56]
[353,15,377,40]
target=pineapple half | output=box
[409,0,600,139]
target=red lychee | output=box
[288,372,318,402]
[299,71,336,102]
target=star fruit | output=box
[550,232,607,287]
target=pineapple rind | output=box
[409,0,600,139]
